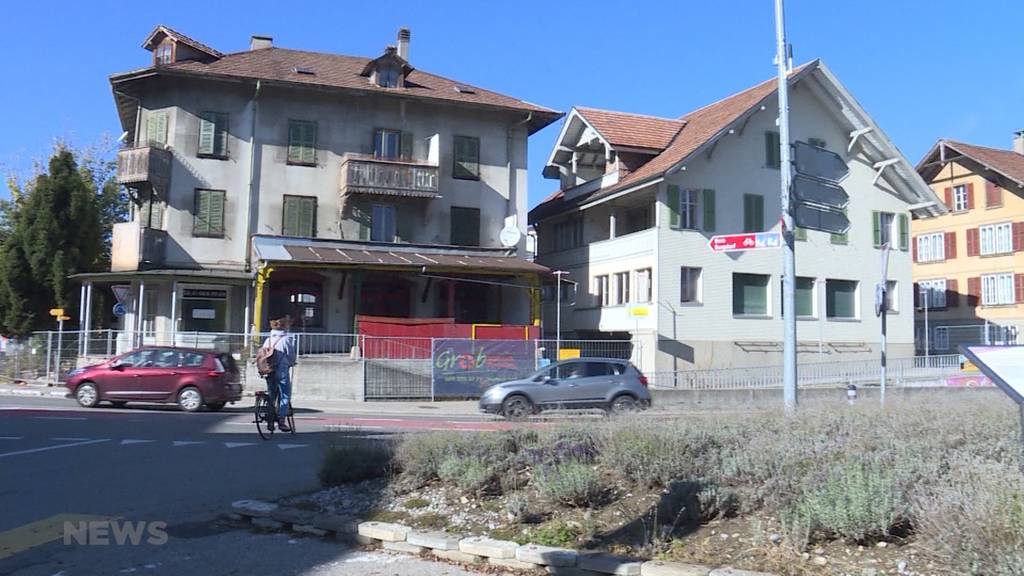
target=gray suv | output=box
[479,358,652,420]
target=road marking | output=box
[0,436,22,440]
[172,441,205,447]
[0,513,111,560]
[119,439,155,445]
[0,438,109,459]
[52,437,89,441]
[276,443,307,450]
[32,416,86,421]
[224,442,256,448]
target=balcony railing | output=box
[116,146,172,186]
[339,153,440,199]
[111,221,167,272]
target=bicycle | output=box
[254,390,296,440]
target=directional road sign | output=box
[793,141,849,183]
[792,174,849,208]
[708,232,782,253]
[49,308,64,317]
[794,204,850,235]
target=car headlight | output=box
[68,368,85,377]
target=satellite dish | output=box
[499,225,522,248]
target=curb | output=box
[0,387,68,398]
[229,500,777,576]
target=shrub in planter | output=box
[319,440,393,486]
[438,454,494,493]
[534,460,605,507]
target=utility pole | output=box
[553,270,569,361]
[922,287,929,359]
[775,0,797,412]
[877,243,891,406]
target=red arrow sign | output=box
[708,232,782,253]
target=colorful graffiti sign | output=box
[432,339,536,398]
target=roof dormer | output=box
[360,29,415,88]
[142,25,223,66]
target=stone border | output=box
[230,500,776,576]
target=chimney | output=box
[397,27,411,61]
[1015,130,1024,155]
[250,35,273,50]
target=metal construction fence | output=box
[917,323,1020,355]
[649,354,964,391]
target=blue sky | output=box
[1,0,1022,208]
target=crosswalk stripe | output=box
[172,441,205,447]
[224,442,256,448]
[276,444,307,450]
[0,436,22,440]
[119,439,155,445]
[52,437,89,441]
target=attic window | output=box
[293,66,315,75]
[453,85,476,94]
[155,43,173,65]
[377,65,399,88]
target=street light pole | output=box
[775,0,797,412]
[922,287,929,359]
[553,270,569,360]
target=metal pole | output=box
[84,282,93,356]
[923,289,929,359]
[170,280,178,347]
[55,319,64,385]
[78,284,86,356]
[45,331,52,384]
[880,306,887,405]
[775,0,797,412]
[553,270,568,360]
[880,244,891,406]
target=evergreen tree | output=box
[0,147,105,335]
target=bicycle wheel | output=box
[254,394,274,440]
[287,406,296,435]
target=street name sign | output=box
[708,232,782,253]
[793,141,849,183]
[792,174,849,208]
[49,308,64,317]
[793,204,850,235]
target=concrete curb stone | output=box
[642,561,712,576]
[231,499,278,517]
[383,541,424,554]
[311,513,359,534]
[407,530,461,551]
[516,544,578,567]
[459,536,518,559]
[709,569,777,576]
[489,556,544,571]
[433,549,483,564]
[357,521,410,542]
[578,553,643,576]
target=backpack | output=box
[255,336,283,377]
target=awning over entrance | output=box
[70,268,252,283]
[251,235,549,275]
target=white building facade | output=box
[531,61,944,373]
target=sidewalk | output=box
[0,379,67,398]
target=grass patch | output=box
[403,498,430,510]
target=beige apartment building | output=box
[914,136,1024,352]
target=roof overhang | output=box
[70,268,252,283]
[917,140,1024,193]
[544,107,613,178]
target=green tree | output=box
[0,147,106,335]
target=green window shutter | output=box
[287,122,302,163]
[898,214,909,251]
[872,211,882,248]
[147,111,167,146]
[400,132,414,160]
[453,135,479,179]
[302,123,317,165]
[194,190,210,235]
[299,197,316,237]
[209,190,225,236]
[282,197,300,235]
[288,121,316,164]
[667,185,680,228]
[701,189,716,232]
[198,113,216,155]
[830,207,849,245]
[744,194,764,232]
[765,131,780,169]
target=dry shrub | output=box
[533,459,605,506]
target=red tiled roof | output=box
[530,62,819,222]
[575,107,684,150]
[113,46,560,127]
[932,140,1024,186]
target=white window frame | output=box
[679,189,699,230]
[680,267,703,304]
[595,275,610,307]
[916,232,945,262]
[981,273,1014,306]
[635,268,652,303]
[885,280,898,313]
[918,278,947,309]
[933,326,949,351]
[879,212,895,247]
[979,222,1012,256]
[952,185,968,212]
[614,272,630,305]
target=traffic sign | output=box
[874,282,886,317]
[793,204,850,235]
[58,315,71,322]
[793,141,849,183]
[49,308,64,317]
[792,174,849,209]
[112,303,127,317]
[708,232,782,253]
[111,285,131,304]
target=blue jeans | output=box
[267,361,292,420]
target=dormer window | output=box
[155,43,173,65]
[377,64,399,88]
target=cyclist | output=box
[262,315,297,432]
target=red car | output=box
[65,347,243,412]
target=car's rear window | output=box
[181,352,206,367]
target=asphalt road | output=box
[0,396,492,576]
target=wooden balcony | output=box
[339,154,440,199]
[116,146,172,187]
[111,221,167,271]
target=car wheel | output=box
[110,401,127,409]
[501,395,533,421]
[609,394,639,415]
[177,386,203,413]
[206,402,226,412]
[76,382,99,408]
